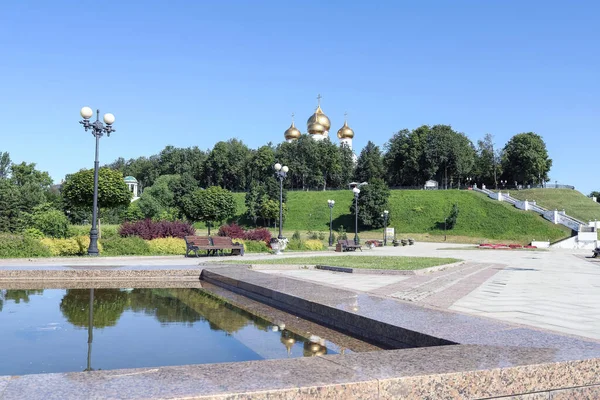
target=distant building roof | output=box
[124,176,138,183]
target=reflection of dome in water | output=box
[307,105,331,134]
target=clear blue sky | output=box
[0,1,598,194]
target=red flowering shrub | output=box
[218,224,272,244]
[244,228,271,244]
[217,223,245,239]
[119,220,195,240]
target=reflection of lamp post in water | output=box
[85,288,94,372]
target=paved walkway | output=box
[1,243,599,340]
[249,243,600,341]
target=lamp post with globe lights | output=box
[79,107,116,256]
[327,199,335,246]
[352,187,360,245]
[274,163,289,240]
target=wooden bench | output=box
[337,239,362,252]
[210,236,245,256]
[184,236,215,257]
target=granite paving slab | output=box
[0,357,378,400]
[201,267,600,360]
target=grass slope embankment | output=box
[226,190,570,244]
[507,189,600,223]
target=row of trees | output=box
[106,128,552,195]
[0,126,554,235]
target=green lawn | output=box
[225,255,460,270]
[507,189,600,223]
[224,190,570,244]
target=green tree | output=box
[259,197,287,228]
[10,162,53,188]
[354,141,385,183]
[590,191,600,202]
[501,133,552,185]
[474,134,502,188]
[0,152,11,179]
[62,168,132,211]
[349,179,390,230]
[450,133,476,189]
[0,179,22,232]
[136,174,181,220]
[203,139,251,190]
[245,182,265,226]
[182,186,236,234]
[446,204,459,230]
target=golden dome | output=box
[337,120,354,139]
[307,105,331,132]
[307,120,326,135]
[284,121,301,140]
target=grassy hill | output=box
[228,189,570,244]
[506,189,600,223]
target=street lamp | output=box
[327,200,335,246]
[353,187,360,245]
[381,210,389,246]
[79,107,116,256]
[274,163,289,240]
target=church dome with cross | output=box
[283,94,356,150]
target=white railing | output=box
[473,186,586,232]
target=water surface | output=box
[0,288,339,375]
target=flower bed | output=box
[479,243,537,250]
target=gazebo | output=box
[124,176,139,201]
[424,180,438,190]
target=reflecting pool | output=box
[0,288,340,376]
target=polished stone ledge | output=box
[2,345,600,399]
[201,267,600,359]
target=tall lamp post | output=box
[353,187,360,245]
[327,200,335,246]
[274,163,289,240]
[381,210,389,246]
[79,107,115,256]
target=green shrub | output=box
[41,238,81,256]
[307,230,319,240]
[336,225,348,241]
[147,238,186,255]
[304,239,325,251]
[317,231,326,241]
[286,239,305,251]
[0,234,52,258]
[67,224,120,239]
[67,225,89,237]
[245,240,269,253]
[23,228,45,239]
[100,236,150,256]
[74,236,103,255]
[231,239,269,253]
[31,209,69,238]
[292,230,301,241]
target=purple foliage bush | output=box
[217,223,245,239]
[218,224,272,244]
[119,220,195,240]
[244,228,271,244]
